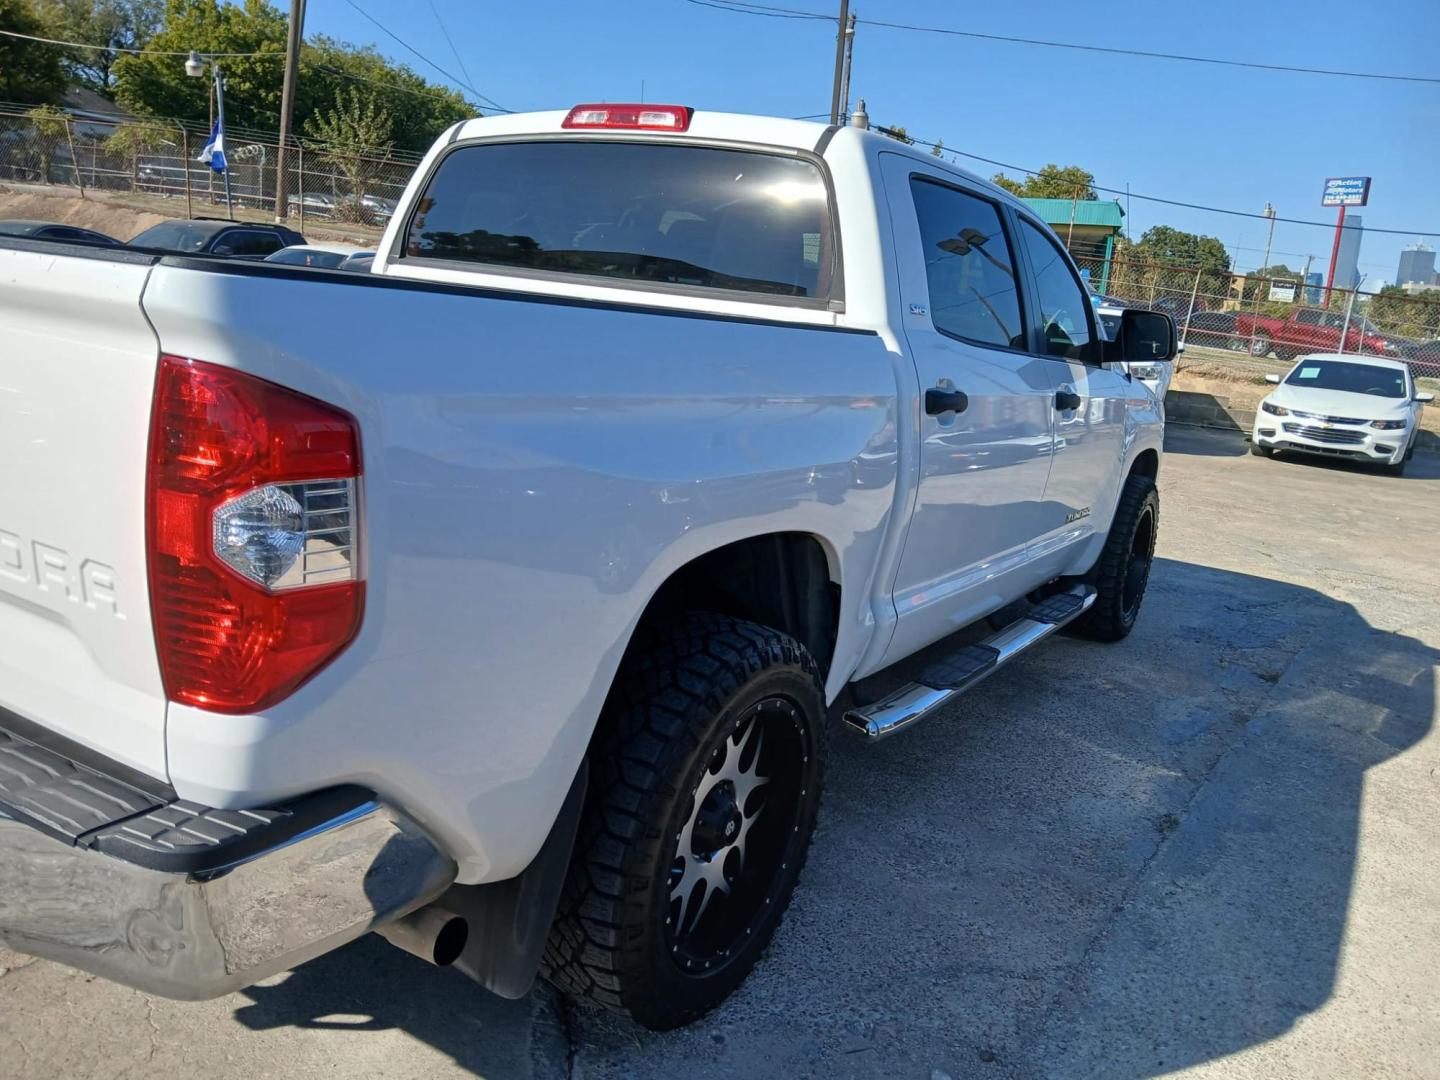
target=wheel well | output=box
[1130,448,1160,482]
[627,533,840,682]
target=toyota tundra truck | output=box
[0,103,1172,1030]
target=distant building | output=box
[1020,198,1125,294]
[1304,271,1324,305]
[1333,214,1363,291]
[1400,281,1440,296]
[1397,242,1436,286]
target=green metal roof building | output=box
[1022,198,1125,294]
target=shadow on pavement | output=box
[1162,424,1248,457]
[231,935,556,1080]
[225,557,1435,1080]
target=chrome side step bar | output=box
[843,586,1097,739]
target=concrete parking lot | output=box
[3,427,1437,1080]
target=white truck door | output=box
[1010,215,1129,567]
[877,156,1058,665]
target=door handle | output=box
[925,387,969,416]
[1055,389,1082,411]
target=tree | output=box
[878,124,913,145]
[0,0,68,105]
[989,163,1096,201]
[297,36,470,156]
[1369,285,1440,341]
[303,86,393,219]
[26,103,71,182]
[104,119,172,189]
[930,137,944,158]
[110,2,473,154]
[1107,226,1232,305]
[33,0,161,92]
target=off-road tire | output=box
[1073,474,1159,642]
[540,612,827,1030]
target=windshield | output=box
[129,222,216,252]
[267,248,350,268]
[404,141,837,300]
[1284,360,1406,398]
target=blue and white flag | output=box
[197,118,227,173]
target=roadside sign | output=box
[1268,281,1297,302]
[1322,177,1370,207]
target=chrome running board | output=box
[843,585,1097,740]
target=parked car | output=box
[338,250,376,272]
[129,218,305,258]
[287,192,336,218]
[1096,298,1174,403]
[264,243,370,269]
[1178,310,1241,350]
[0,102,1172,1032]
[1151,295,1205,321]
[0,219,119,245]
[1250,353,1433,475]
[1235,307,1398,362]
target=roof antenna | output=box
[851,98,869,129]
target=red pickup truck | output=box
[1235,308,1397,361]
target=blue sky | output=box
[311,0,1440,288]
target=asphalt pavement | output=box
[3,427,1438,1079]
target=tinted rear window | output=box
[404,141,837,301]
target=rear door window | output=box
[403,141,838,303]
[222,230,285,257]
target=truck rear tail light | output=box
[147,355,363,714]
[562,103,691,131]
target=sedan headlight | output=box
[1261,400,1288,416]
[1370,418,1408,430]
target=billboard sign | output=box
[1322,176,1370,207]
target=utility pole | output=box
[275,0,305,221]
[828,0,850,126]
[838,13,857,123]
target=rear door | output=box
[877,156,1057,663]
[0,245,169,779]
[1010,213,1129,572]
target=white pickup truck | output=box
[0,103,1172,1030]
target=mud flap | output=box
[440,760,588,999]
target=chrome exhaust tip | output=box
[376,905,468,966]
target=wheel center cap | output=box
[692,783,743,856]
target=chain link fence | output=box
[1070,251,1440,382]
[0,108,420,232]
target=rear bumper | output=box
[0,721,455,999]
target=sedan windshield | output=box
[129,222,217,252]
[1284,360,1406,398]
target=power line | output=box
[339,0,511,113]
[426,0,476,91]
[874,126,1440,239]
[681,0,1440,85]
[680,0,828,19]
[313,61,473,106]
[0,27,282,58]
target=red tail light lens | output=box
[562,103,692,131]
[147,355,363,714]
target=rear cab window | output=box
[400,140,839,306]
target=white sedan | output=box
[1250,353,1433,475]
